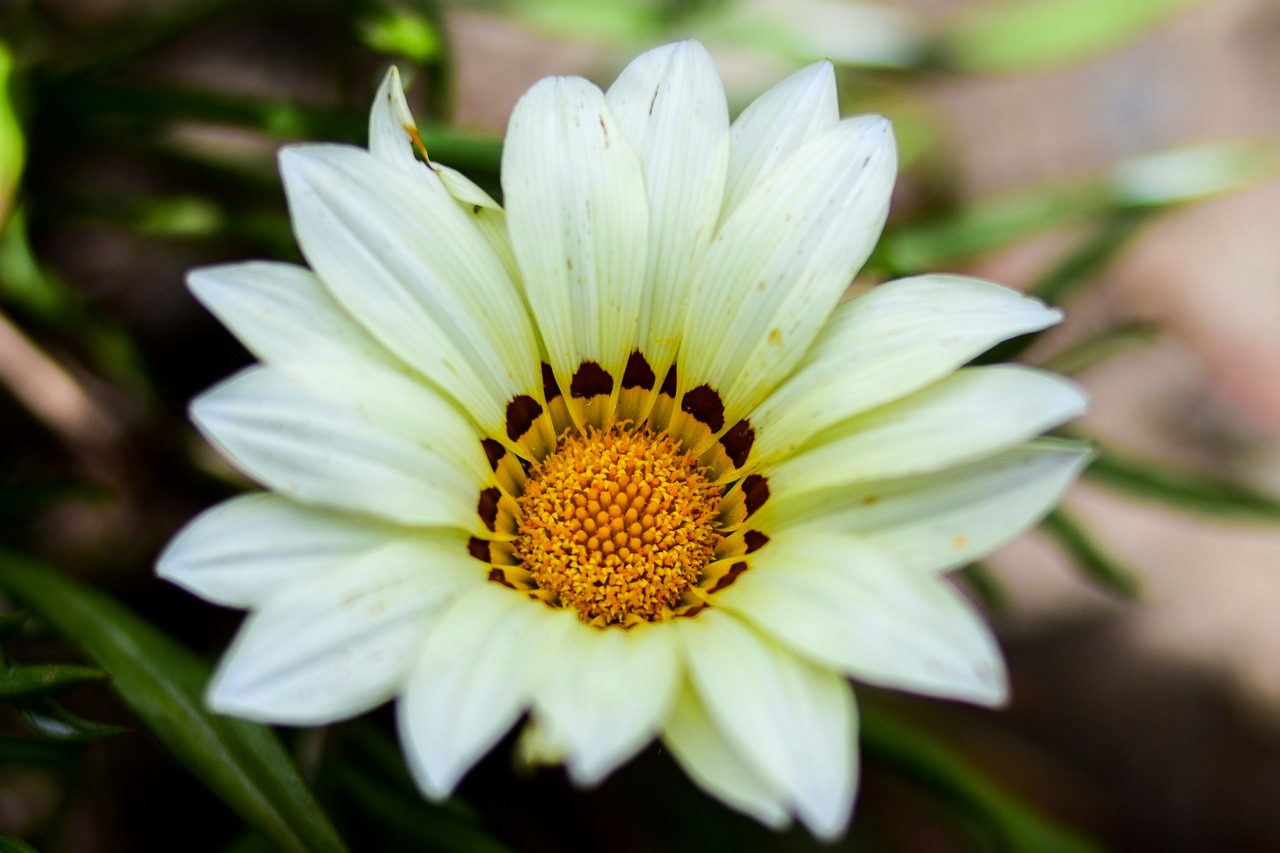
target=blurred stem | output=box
[1083,446,1280,522]
[1031,210,1152,305]
[1042,322,1159,375]
[977,210,1152,365]
[1040,509,1140,598]
[956,563,1006,611]
[860,701,1101,853]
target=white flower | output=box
[157,41,1087,839]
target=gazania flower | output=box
[158,41,1088,837]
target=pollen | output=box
[514,426,723,626]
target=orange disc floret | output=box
[514,426,723,625]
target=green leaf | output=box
[938,0,1194,73]
[1040,510,1140,598]
[0,42,23,230]
[0,664,107,699]
[886,141,1271,273]
[18,696,130,741]
[956,563,1006,610]
[1084,448,1280,522]
[0,550,347,853]
[1041,323,1159,375]
[0,735,83,766]
[861,700,1102,853]
[0,830,40,853]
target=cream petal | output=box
[157,492,402,609]
[533,618,680,786]
[368,66,422,171]
[761,440,1093,574]
[187,261,400,371]
[662,684,791,830]
[722,60,839,221]
[750,275,1063,466]
[605,40,729,373]
[398,584,543,799]
[279,144,540,434]
[716,533,1007,706]
[206,539,477,725]
[678,610,857,840]
[502,75,649,417]
[192,365,486,530]
[680,116,896,428]
[769,366,1087,497]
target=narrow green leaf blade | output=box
[0,551,346,853]
[939,0,1194,73]
[1040,510,1140,598]
[861,700,1102,853]
[18,696,130,741]
[0,664,108,699]
[1085,448,1280,522]
[0,831,40,853]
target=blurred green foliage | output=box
[0,0,1275,850]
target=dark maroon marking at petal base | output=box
[682,603,707,618]
[468,537,491,561]
[681,384,725,433]
[709,562,749,594]
[741,474,770,518]
[477,487,501,531]
[719,420,755,468]
[505,395,543,442]
[622,351,656,390]
[570,361,614,398]
[541,362,562,401]
[481,438,506,470]
[487,568,515,589]
[659,366,677,396]
[743,530,770,554]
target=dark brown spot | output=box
[743,530,770,554]
[541,362,562,401]
[622,351,656,390]
[487,568,515,589]
[468,537,491,561]
[741,474,770,518]
[472,203,482,214]
[481,438,505,470]
[682,603,708,618]
[719,420,755,469]
[681,385,725,432]
[709,562,749,594]
[477,487,501,531]
[570,361,614,398]
[659,365,677,396]
[599,115,609,144]
[505,395,543,442]
[648,85,660,115]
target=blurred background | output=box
[1,0,1280,850]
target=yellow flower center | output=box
[513,426,723,625]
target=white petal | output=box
[678,610,857,839]
[662,684,791,830]
[157,492,399,609]
[533,618,680,786]
[716,533,1007,706]
[769,366,1087,497]
[750,274,1063,466]
[207,538,477,725]
[192,365,485,530]
[368,66,421,170]
[502,76,649,399]
[606,40,729,371]
[279,144,540,434]
[187,261,399,370]
[680,116,896,427]
[761,440,1093,574]
[722,60,839,221]
[398,584,544,799]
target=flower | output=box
[157,41,1088,838]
